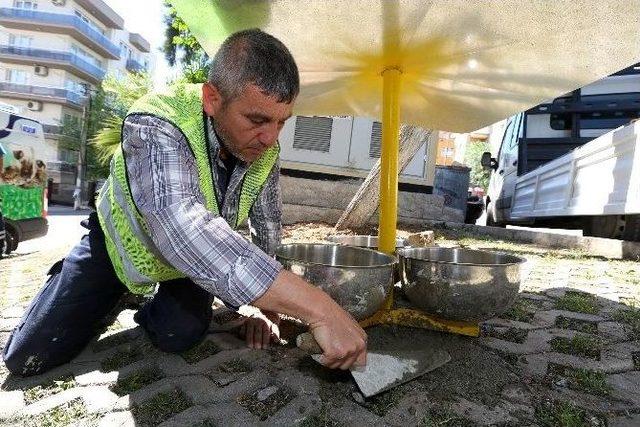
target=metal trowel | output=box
[296,332,450,397]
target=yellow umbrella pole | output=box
[378,67,402,255]
[366,68,479,337]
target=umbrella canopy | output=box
[169,0,639,133]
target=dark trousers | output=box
[2,213,214,376]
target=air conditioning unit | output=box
[51,0,66,6]
[27,100,43,111]
[34,65,49,76]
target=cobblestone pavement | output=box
[1,221,639,426]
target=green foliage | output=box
[102,73,153,117]
[464,140,491,190]
[550,335,601,360]
[555,291,599,315]
[534,400,601,427]
[87,72,153,173]
[90,116,124,166]
[613,306,640,340]
[132,388,192,425]
[162,1,209,83]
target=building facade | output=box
[0,0,151,203]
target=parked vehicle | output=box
[482,63,640,241]
[0,109,48,256]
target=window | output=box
[6,69,28,84]
[13,0,37,9]
[8,34,33,48]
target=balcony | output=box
[74,0,124,29]
[129,33,150,53]
[0,45,106,83]
[0,8,120,59]
[126,58,146,73]
[0,82,86,110]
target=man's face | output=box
[203,83,294,162]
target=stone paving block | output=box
[160,402,257,427]
[609,413,640,427]
[330,399,386,427]
[0,317,18,332]
[1,363,76,391]
[521,354,549,378]
[451,397,519,426]
[173,375,219,405]
[74,368,119,386]
[480,328,554,355]
[520,292,552,302]
[482,317,543,330]
[598,322,629,342]
[1,306,25,319]
[0,390,24,419]
[267,394,324,425]
[608,371,640,406]
[205,331,247,350]
[81,386,119,414]
[98,410,136,427]
[21,387,83,416]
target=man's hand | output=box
[308,303,367,370]
[252,269,367,370]
[240,310,281,349]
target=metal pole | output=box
[378,68,401,254]
[73,85,90,210]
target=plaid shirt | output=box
[121,113,283,307]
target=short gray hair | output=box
[208,29,299,104]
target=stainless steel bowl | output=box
[326,235,408,251]
[397,247,525,322]
[276,243,397,320]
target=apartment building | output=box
[0,0,151,202]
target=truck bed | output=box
[510,120,640,219]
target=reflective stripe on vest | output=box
[97,84,279,293]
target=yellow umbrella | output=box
[169,0,639,248]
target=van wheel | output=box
[4,224,18,254]
[586,216,625,239]
[622,215,640,242]
[485,201,503,227]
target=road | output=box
[12,205,90,255]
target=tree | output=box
[89,73,153,172]
[464,139,491,190]
[57,72,154,179]
[162,1,209,83]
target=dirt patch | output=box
[297,356,353,407]
[110,367,165,396]
[500,299,537,323]
[550,335,602,360]
[23,374,76,404]
[365,326,522,408]
[534,399,606,427]
[554,316,598,334]
[555,291,599,315]
[484,326,528,344]
[180,340,220,364]
[132,387,192,426]
[545,363,612,396]
[237,385,296,421]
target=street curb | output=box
[419,220,640,261]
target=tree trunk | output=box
[335,125,435,230]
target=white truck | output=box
[482,63,640,241]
